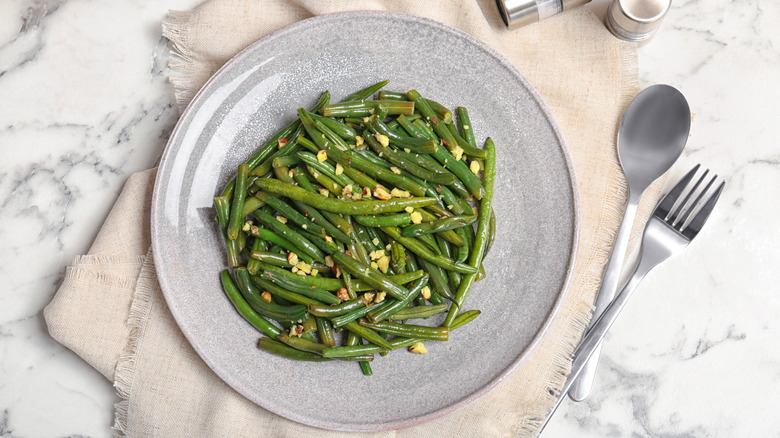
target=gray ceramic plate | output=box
[152,11,578,432]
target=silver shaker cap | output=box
[497,0,592,28]
[606,0,671,41]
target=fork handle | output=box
[540,234,670,433]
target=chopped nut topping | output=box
[325,255,334,268]
[333,264,342,278]
[291,266,299,274]
[463,124,470,130]
[390,166,401,175]
[250,225,259,236]
[302,224,308,229]
[342,184,353,197]
[372,238,380,247]
[421,286,431,300]
[335,163,344,175]
[469,160,480,175]
[360,293,375,306]
[371,261,379,270]
[311,269,319,277]
[242,221,252,232]
[337,287,350,301]
[375,133,390,147]
[404,148,411,153]
[362,187,372,197]
[376,255,390,273]
[277,138,289,149]
[355,136,365,147]
[410,211,423,224]
[362,117,371,124]
[390,188,411,198]
[408,342,427,354]
[276,216,288,224]
[287,252,299,266]
[386,244,392,251]
[450,145,464,161]
[352,192,362,201]
[295,261,312,274]
[316,150,328,162]
[319,188,330,197]
[287,169,296,179]
[369,249,385,260]
[375,292,386,303]
[373,185,392,200]
[405,207,414,214]
[323,235,333,243]
[261,291,273,302]
[289,325,304,337]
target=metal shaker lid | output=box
[606,0,671,42]
[497,0,592,28]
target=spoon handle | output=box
[567,193,639,401]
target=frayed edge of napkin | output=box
[112,249,157,437]
[64,266,139,291]
[72,254,148,266]
[162,10,215,112]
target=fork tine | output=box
[681,180,725,239]
[656,164,700,221]
[674,173,717,229]
[669,168,709,225]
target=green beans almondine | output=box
[214,81,497,376]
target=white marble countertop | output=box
[1,0,778,436]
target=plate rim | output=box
[151,10,580,432]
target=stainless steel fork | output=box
[541,164,725,432]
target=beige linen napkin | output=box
[45,0,664,436]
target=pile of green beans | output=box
[215,80,497,375]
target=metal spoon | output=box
[568,84,690,401]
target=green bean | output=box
[437,235,462,291]
[272,154,302,168]
[259,271,340,305]
[257,263,342,291]
[376,90,407,101]
[410,118,485,200]
[246,238,265,275]
[306,165,343,196]
[322,143,428,197]
[450,309,481,330]
[457,107,477,149]
[308,298,365,317]
[446,123,487,159]
[389,303,448,320]
[424,98,454,124]
[258,337,331,361]
[312,119,352,151]
[233,268,308,322]
[249,250,292,268]
[323,343,388,358]
[352,147,391,169]
[445,138,495,326]
[364,136,454,185]
[214,197,240,267]
[358,319,449,341]
[380,226,476,275]
[342,321,393,350]
[241,195,266,218]
[388,147,456,185]
[330,301,376,328]
[316,317,336,347]
[252,210,325,262]
[321,100,414,118]
[390,240,407,273]
[354,213,412,227]
[309,112,357,139]
[253,178,435,215]
[277,332,374,362]
[250,276,323,306]
[297,152,356,187]
[252,228,313,264]
[366,275,428,323]
[219,269,281,338]
[227,164,249,240]
[250,125,305,177]
[486,210,497,256]
[352,269,425,291]
[402,215,477,237]
[331,252,411,300]
[342,79,390,102]
[368,118,437,154]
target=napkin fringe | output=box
[72,254,148,266]
[112,250,157,437]
[65,266,138,291]
[162,10,205,111]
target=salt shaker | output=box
[496,0,592,28]
[605,0,671,42]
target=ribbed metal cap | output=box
[497,0,591,29]
[606,0,671,42]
